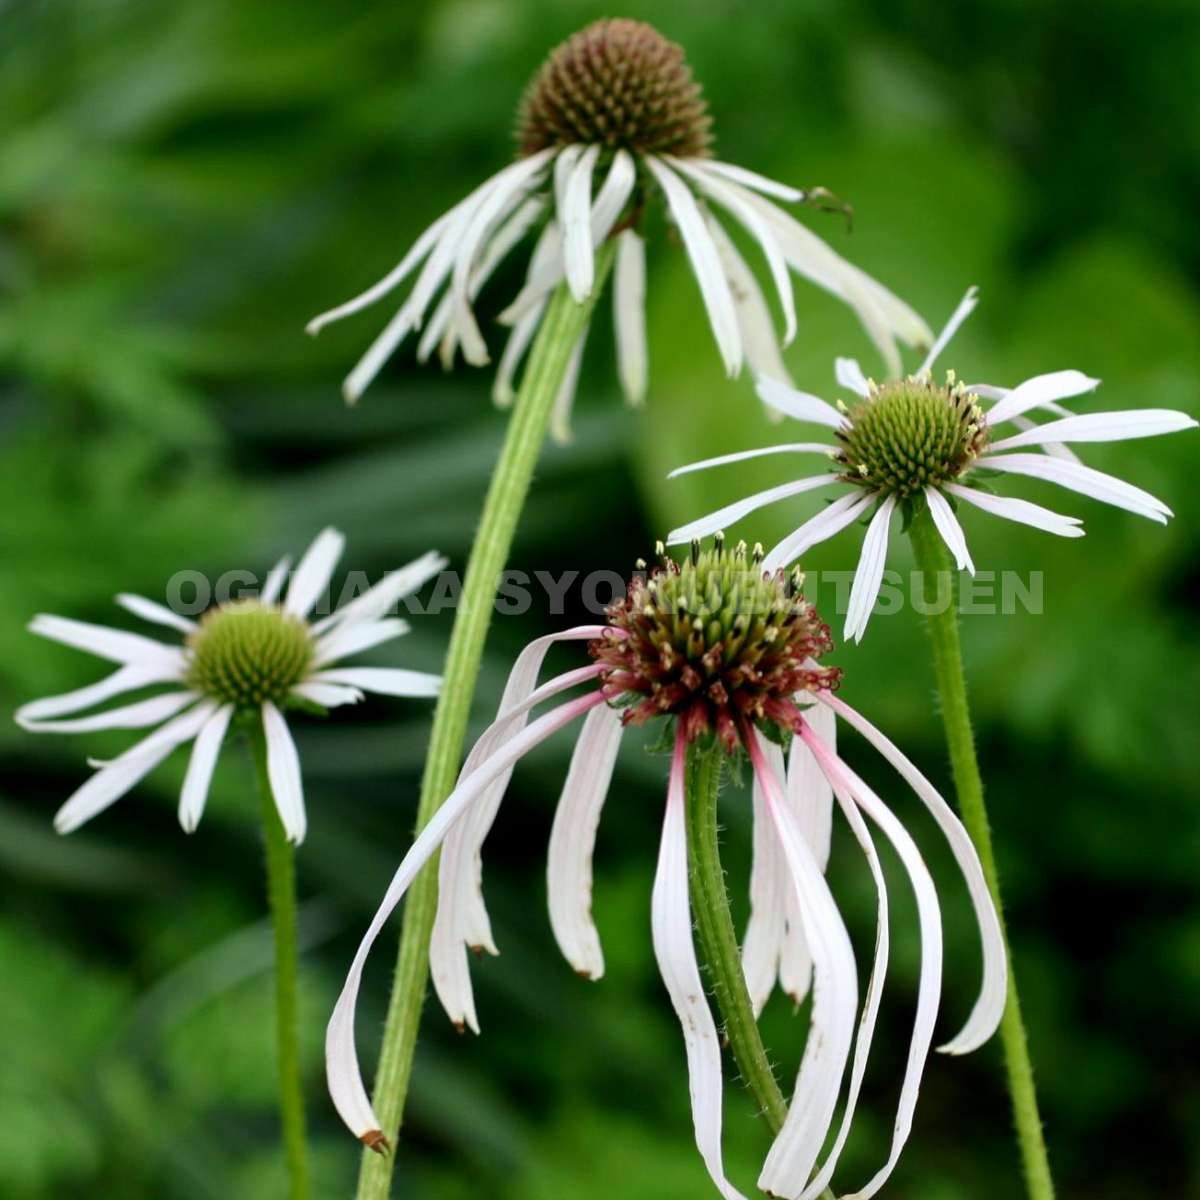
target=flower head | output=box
[326,542,1005,1200]
[306,19,930,436]
[668,286,1198,640]
[16,529,446,842]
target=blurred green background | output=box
[2,1,1197,1197]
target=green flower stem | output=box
[907,507,1055,1200]
[249,726,309,1200]
[355,244,615,1200]
[684,741,835,1200]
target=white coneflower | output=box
[667,287,1198,641]
[16,529,445,841]
[306,18,931,438]
[326,540,1005,1200]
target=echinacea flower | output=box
[306,18,930,437]
[667,287,1198,641]
[17,529,445,842]
[326,539,1005,1200]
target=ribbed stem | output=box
[355,246,615,1200]
[250,726,309,1200]
[908,507,1055,1200]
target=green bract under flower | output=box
[187,601,314,709]
[516,18,712,159]
[835,372,988,499]
[592,537,841,751]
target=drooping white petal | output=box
[744,739,789,1016]
[669,443,834,479]
[16,662,184,723]
[925,486,976,575]
[835,357,871,397]
[178,704,234,833]
[977,452,1172,523]
[749,729,857,1200]
[762,491,875,574]
[983,369,1102,426]
[918,286,978,375]
[756,377,846,429]
[260,556,291,605]
[115,594,196,634]
[800,722,944,1200]
[492,221,560,406]
[613,229,648,405]
[262,701,306,844]
[548,327,588,444]
[291,681,364,708]
[552,145,583,221]
[943,483,1084,538]
[644,156,742,377]
[310,667,441,698]
[313,618,410,667]
[683,157,807,203]
[17,690,197,734]
[309,550,448,636]
[53,702,215,834]
[705,214,795,386]
[674,158,797,345]
[589,148,637,240]
[988,408,1198,452]
[653,729,747,1200]
[547,702,623,979]
[305,199,465,335]
[29,614,185,671]
[666,475,840,546]
[817,690,1006,1054]
[326,690,606,1142]
[561,144,601,302]
[1008,414,1082,464]
[284,527,346,619]
[844,495,897,643]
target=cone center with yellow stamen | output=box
[516,18,713,159]
[592,538,841,751]
[187,601,313,709]
[835,373,989,499]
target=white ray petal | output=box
[548,702,623,979]
[178,704,234,833]
[666,475,840,545]
[548,327,588,444]
[313,618,410,667]
[53,702,215,834]
[762,491,874,574]
[309,550,448,635]
[285,527,346,619]
[983,369,1101,425]
[18,690,197,734]
[654,730,747,1200]
[674,158,797,344]
[614,229,648,405]
[562,145,600,302]
[262,702,305,844]
[844,495,897,643]
[835,357,870,397]
[16,662,184,723]
[943,483,1084,538]
[1008,414,1082,464]
[918,286,978,375]
[116,594,195,634]
[310,667,441,698]
[756,377,845,428]
[744,739,789,1016]
[977,452,1171,523]
[326,690,606,1142]
[925,487,976,574]
[260,556,291,605]
[750,729,857,1200]
[705,214,795,386]
[589,148,637,240]
[645,156,742,376]
[291,681,364,708]
[492,221,559,405]
[681,157,807,203]
[552,145,582,220]
[818,690,1006,1053]
[988,408,1198,452]
[29,614,184,670]
[669,443,834,479]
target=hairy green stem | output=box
[250,726,309,1200]
[355,246,614,1200]
[908,507,1055,1200]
